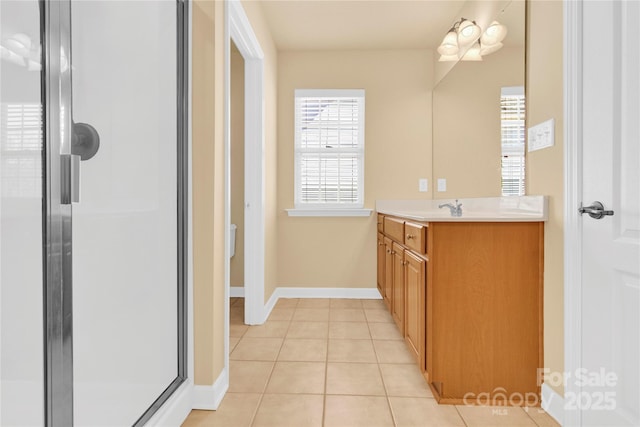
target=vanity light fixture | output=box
[480,41,504,56]
[1,33,41,71]
[437,27,459,56]
[457,18,481,47]
[480,20,508,55]
[461,41,483,61]
[437,19,508,62]
[481,21,508,46]
[438,53,460,62]
[3,33,31,57]
[436,18,479,58]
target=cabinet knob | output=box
[391,250,396,255]
[406,234,414,240]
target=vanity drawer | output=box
[377,214,385,232]
[404,222,427,254]
[384,217,405,242]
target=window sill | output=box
[286,208,373,217]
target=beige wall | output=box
[238,0,279,304]
[433,47,525,199]
[192,0,277,387]
[526,0,564,395]
[192,0,226,385]
[192,0,278,385]
[230,44,245,288]
[277,49,433,288]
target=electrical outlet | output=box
[437,178,447,192]
[419,178,428,192]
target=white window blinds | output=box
[294,89,365,208]
[500,86,526,196]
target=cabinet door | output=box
[383,237,394,310]
[377,233,385,296]
[391,243,405,333]
[404,250,426,370]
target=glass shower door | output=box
[0,1,45,425]
[1,1,186,424]
[69,1,186,425]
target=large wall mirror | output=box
[432,0,525,199]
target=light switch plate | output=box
[419,178,428,192]
[437,178,447,192]
[528,118,555,152]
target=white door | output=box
[577,0,640,425]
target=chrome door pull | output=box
[579,201,614,219]
[61,154,80,204]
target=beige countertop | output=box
[376,196,548,222]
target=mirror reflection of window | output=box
[500,86,525,196]
[1,103,42,198]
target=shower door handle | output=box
[61,154,80,204]
[72,122,100,160]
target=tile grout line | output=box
[453,404,470,427]
[229,299,263,426]
[522,404,548,427]
[233,299,264,427]
[248,298,296,427]
[370,317,400,427]
[322,315,329,427]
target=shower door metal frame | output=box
[42,0,74,424]
[41,1,189,425]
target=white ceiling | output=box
[258,0,525,51]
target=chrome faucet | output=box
[439,199,463,217]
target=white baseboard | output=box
[262,288,280,323]
[192,367,229,410]
[274,286,382,300]
[146,380,193,426]
[541,382,564,425]
[230,286,245,297]
[260,287,382,322]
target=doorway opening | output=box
[226,0,266,337]
[230,40,245,301]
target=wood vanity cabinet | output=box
[391,242,405,334]
[378,217,428,372]
[383,237,394,310]
[377,232,385,297]
[377,214,543,406]
[428,221,543,405]
[404,249,425,368]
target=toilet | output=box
[230,224,237,258]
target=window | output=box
[294,89,365,210]
[500,86,526,196]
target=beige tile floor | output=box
[182,298,560,427]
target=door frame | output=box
[225,0,266,339]
[563,0,585,425]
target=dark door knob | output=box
[72,122,100,161]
